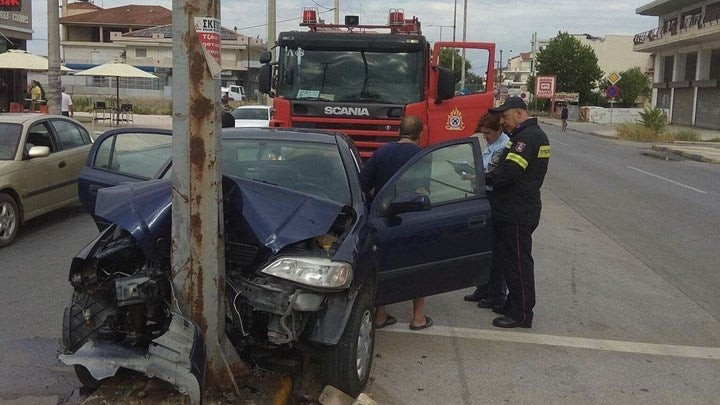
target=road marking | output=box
[380,324,720,360]
[627,166,707,194]
[551,139,571,148]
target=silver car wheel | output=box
[356,309,373,381]
[0,201,17,242]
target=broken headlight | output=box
[260,257,352,289]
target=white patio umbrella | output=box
[74,61,158,125]
[0,50,72,71]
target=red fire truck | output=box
[259,8,495,158]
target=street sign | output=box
[608,72,622,86]
[605,85,621,99]
[535,75,556,99]
[520,92,527,99]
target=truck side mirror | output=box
[259,64,272,94]
[436,67,455,103]
[259,50,272,64]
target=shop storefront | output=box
[0,0,32,111]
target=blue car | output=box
[61,127,492,399]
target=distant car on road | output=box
[0,114,93,247]
[231,105,272,127]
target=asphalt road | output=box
[542,124,720,321]
[1,123,719,403]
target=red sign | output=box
[0,0,21,10]
[194,17,221,78]
[535,75,556,99]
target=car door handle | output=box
[88,185,101,196]
[58,160,66,168]
[468,215,487,229]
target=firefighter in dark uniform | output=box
[485,97,550,328]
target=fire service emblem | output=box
[445,107,466,131]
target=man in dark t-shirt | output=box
[359,115,433,330]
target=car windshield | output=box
[164,139,351,204]
[277,48,423,104]
[232,108,269,120]
[0,123,22,160]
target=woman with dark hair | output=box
[463,111,509,309]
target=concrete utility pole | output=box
[334,0,339,24]
[171,0,242,389]
[268,0,276,61]
[460,0,468,90]
[47,0,61,115]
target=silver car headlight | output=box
[260,257,353,289]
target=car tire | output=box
[62,291,113,389]
[0,193,20,248]
[322,286,375,397]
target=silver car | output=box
[0,114,93,247]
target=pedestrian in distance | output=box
[464,112,510,310]
[359,115,433,331]
[485,96,550,328]
[29,80,42,111]
[561,104,569,131]
[61,86,74,117]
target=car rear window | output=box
[231,108,269,120]
[0,123,22,160]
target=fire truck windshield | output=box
[277,47,423,105]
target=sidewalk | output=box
[538,117,720,165]
[76,111,172,132]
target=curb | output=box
[652,145,720,165]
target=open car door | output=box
[370,137,493,306]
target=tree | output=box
[535,32,603,103]
[615,67,651,107]
[438,48,471,84]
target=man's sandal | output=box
[409,316,433,331]
[375,315,397,329]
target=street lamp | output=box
[427,24,454,42]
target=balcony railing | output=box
[634,12,720,46]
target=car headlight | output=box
[260,257,353,289]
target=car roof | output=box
[0,113,54,125]
[234,105,271,110]
[221,127,343,144]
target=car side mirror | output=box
[27,146,50,159]
[388,192,431,216]
[436,67,455,103]
[259,63,273,94]
[259,50,272,64]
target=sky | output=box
[27,0,658,74]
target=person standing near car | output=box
[61,86,74,117]
[359,115,433,331]
[464,112,510,310]
[485,97,550,328]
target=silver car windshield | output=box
[0,123,22,160]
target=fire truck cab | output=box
[259,8,496,158]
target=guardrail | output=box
[634,12,720,45]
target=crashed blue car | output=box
[60,127,493,399]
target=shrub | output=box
[708,137,720,142]
[670,129,700,142]
[637,106,666,133]
[616,123,673,142]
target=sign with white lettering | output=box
[194,17,221,79]
[535,75,556,99]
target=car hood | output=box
[234,119,269,128]
[94,175,345,262]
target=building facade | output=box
[634,0,720,129]
[0,0,32,111]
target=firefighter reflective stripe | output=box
[506,152,528,169]
[505,141,513,149]
[538,145,551,158]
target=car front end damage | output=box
[59,175,359,400]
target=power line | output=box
[238,9,333,30]
[310,0,333,11]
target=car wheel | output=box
[0,193,20,248]
[322,286,375,397]
[62,291,113,389]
